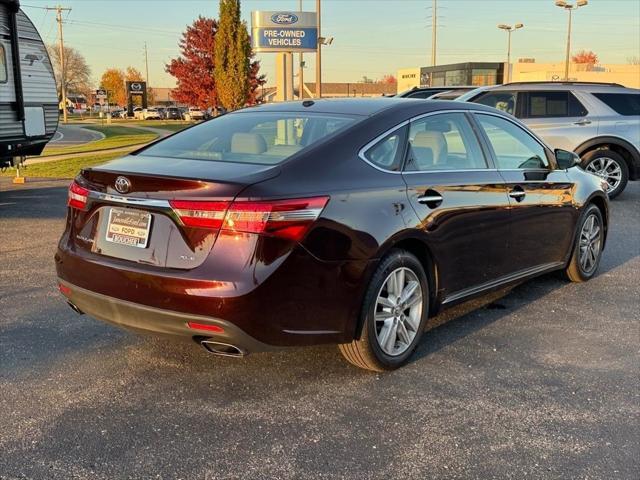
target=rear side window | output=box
[525,91,587,118]
[592,93,640,116]
[141,112,357,165]
[362,126,407,172]
[473,91,517,115]
[405,113,486,171]
[0,44,7,83]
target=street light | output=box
[497,23,524,83]
[555,0,588,81]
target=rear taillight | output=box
[170,196,329,242]
[223,197,329,241]
[68,181,89,210]
[169,200,230,229]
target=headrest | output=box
[231,133,267,155]
[413,130,445,148]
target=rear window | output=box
[141,111,358,164]
[592,93,640,116]
[524,91,588,118]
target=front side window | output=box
[141,112,357,165]
[474,91,517,115]
[592,92,640,116]
[405,113,486,171]
[525,91,588,118]
[0,44,7,83]
[476,114,549,170]
[362,126,407,172]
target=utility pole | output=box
[46,5,72,123]
[431,0,437,67]
[144,42,150,87]
[299,0,304,99]
[315,0,321,98]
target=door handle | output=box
[574,118,591,126]
[508,189,526,202]
[417,189,443,208]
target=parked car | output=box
[155,106,166,119]
[458,82,640,198]
[183,107,205,121]
[164,106,183,120]
[132,107,144,120]
[395,86,476,99]
[142,108,161,120]
[56,99,609,371]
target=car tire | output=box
[339,249,429,372]
[564,203,604,283]
[581,149,629,199]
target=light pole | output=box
[555,0,588,81]
[497,23,523,83]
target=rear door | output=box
[518,90,598,151]
[473,112,576,271]
[401,111,512,299]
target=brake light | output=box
[169,200,231,229]
[187,321,225,333]
[170,197,329,241]
[223,197,329,241]
[68,181,89,210]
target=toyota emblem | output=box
[114,176,131,194]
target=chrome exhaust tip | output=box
[200,340,246,357]
[67,301,84,315]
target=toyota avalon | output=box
[56,99,609,371]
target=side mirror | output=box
[555,149,581,169]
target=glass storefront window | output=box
[471,69,498,86]
[445,69,466,86]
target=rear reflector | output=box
[187,321,225,333]
[58,283,72,297]
[169,200,230,229]
[170,196,329,242]
[68,181,89,210]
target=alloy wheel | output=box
[374,267,423,356]
[579,213,602,274]
[585,157,623,193]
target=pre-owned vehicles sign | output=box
[251,11,318,53]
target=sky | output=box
[21,0,640,89]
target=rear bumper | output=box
[59,279,278,353]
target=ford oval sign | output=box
[271,13,298,25]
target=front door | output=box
[401,111,511,299]
[473,112,577,272]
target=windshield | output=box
[140,111,358,165]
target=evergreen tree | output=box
[214,0,251,110]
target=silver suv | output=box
[458,82,640,198]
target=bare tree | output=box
[627,56,640,65]
[47,44,92,101]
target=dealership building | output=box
[397,60,640,93]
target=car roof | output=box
[472,82,638,93]
[234,97,498,117]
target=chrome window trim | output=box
[87,191,171,208]
[358,109,496,175]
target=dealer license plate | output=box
[105,207,151,248]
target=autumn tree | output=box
[166,16,219,109]
[100,68,126,106]
[47,44,92,101]
[572,50,598,65]
[214,0,251,110]
[167,13,265,109]
[379,74,397,85]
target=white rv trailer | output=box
[0,0,58,168]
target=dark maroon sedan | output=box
[56,99,609,371]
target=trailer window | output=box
[0,45,7,83]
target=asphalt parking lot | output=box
[0,178,638,480]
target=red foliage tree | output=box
[379,74,397,85]
[167,15,266,109]
[572,50,598,65]
[166,16,219,109]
